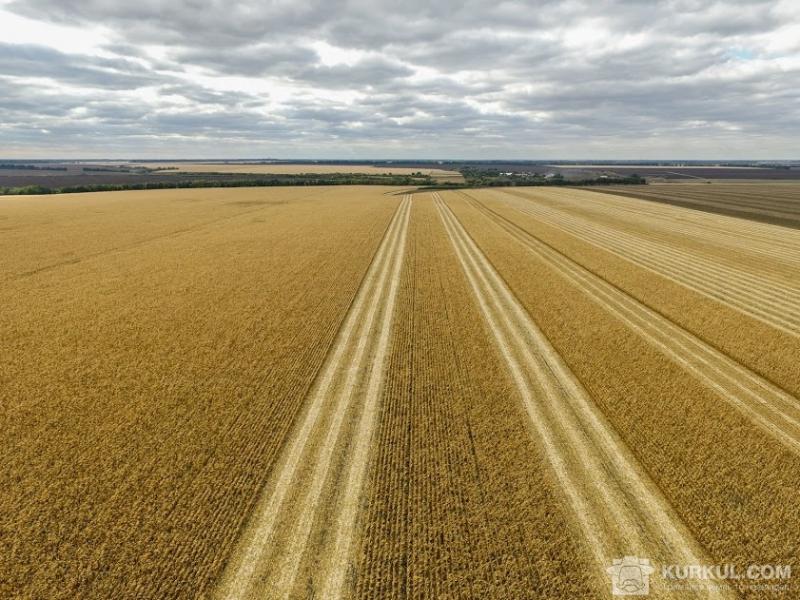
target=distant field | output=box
[0,162,448,192]
[551,165,800,180]
[137,162,464,179]
[550,164,763,169]
[3,183,799,598]
[592,182,800,228]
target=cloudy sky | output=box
[1,0,798,159]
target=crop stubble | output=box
[478,187,800,395]
[593,182,800,228]
[458,191,800,454]
[215,195,412,599]
[494,188,800,336]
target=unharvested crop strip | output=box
[462,192,800,456]
[434,192,735,599]
[4,189,320,282]
[215,195,412,599]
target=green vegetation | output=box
[0,173,434,195]
[418,169,646,190]
[82,166,143,173]
[0,163,68,171]
[460,168,645,186]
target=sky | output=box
[0,0,798,159]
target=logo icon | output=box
[606,556,655,596]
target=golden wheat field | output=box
[2,184,799,599]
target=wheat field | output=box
[2,184,798,599]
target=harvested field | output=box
[495,187,800,336]
[444,188,800,598]
[2,183,799,599]
[590,182,800,228]
[554,166,800,181]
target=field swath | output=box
[519,187,800,272]
[594,183,800,228]
[216,196,411,599]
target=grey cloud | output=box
[294,58,413,88]
[2,0,799,157]
[158,84,265,108]
[0,42,160,89]
[7,0,342,47]
[175,45,414,89]
[176,44,319,76]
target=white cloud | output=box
[0,5,108,55]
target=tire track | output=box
[434,192,735,599]
[490,190,800,335]
[460,191,800,456]
[214,195,411,599]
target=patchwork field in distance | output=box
[1,183,799,599]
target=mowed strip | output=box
[434,193,734,599]
[462,191,800,456]
[598,184,800,225]
[527,187,800,271]
[502,188,800,308]
[215,195,412,599]
[490,189,800,335]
